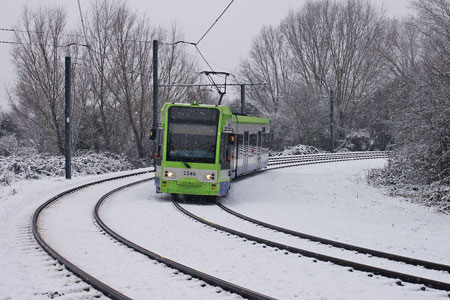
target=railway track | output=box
[268,151,388,169]
[216,203,450,273]
[32,170,151,300]
[94,179,275,300]
[32,151,448,299]
[32,169,274,300]
[172,153,450,297]
[173,200,450,292]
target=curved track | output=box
[268,151,388,170]
[32,170,151,300]
[173,152,450,294]
[94,179,275,300]
[33,169,275,300]
[173,199,450,292]
[216,203,450,273]
[33,151,448,298]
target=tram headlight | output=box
[205,173,215,181]
[165,170,176,178]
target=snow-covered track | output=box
[95,180,275,300]
[32,170,152,300]
[268,151,388,170]
[174,200,450,292]
[217,202,450,273]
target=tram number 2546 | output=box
[184,171,197,176]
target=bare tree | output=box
[158,24,199,105]
[397,0,450,183]
[282,0,387,130]
[73,1,198,159]
[82,0,120,152]
[239,25,291,115]
[372,0,449,192]
[239,0,388,149]
[105,4,198,159]
[9,6,70,154]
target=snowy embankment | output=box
[1,158,449,299]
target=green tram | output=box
[153,102,270,197]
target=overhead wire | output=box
[0,27,88,39]
[77,0,89,42]
[0,28,172,45]
[194,46,215,73]
[0,39,83,48]
[192,0,239,102]
[2,0,261,96]
[196,0,236,46]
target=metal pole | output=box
[240,84,246,115]
[330,89,335,153]
[65,57,72,179]
[152,40,158,131]
[152,40,159,169]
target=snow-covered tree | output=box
[239,0,388,150]
[9,6,73,154]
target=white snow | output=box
[0,170,148,299]
[1,159,449,299]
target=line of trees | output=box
[237,0,449,187]
[5,0,198,160]
[239,0,390,149]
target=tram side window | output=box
[263,133,271,150]
[156,130,163,164]
[244,132,249,150]
[220,134,230,169]
[250,134,257,147]
[237,134,243,154]
[237,134,243,144]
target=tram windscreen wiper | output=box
[183,161,191,169]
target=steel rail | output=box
[268,152,388,167]
[95,180,276,300]
[173,200,450,292]
[268,155,386,166]
[267,154,387,171]
[217,203,450,273]
[268,152,386,160]
[32,169,153,300]
[268,151,387,161]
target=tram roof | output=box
[160,102,269,125]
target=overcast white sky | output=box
[0,0,413,111]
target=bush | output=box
[270,144,324,156]
[0,151,136,186]
[368,153,450,213]
[337,130,375,152]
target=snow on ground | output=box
[0,159,449,299]
[223,159,450,264]
[40,173,238,300]
[100,158,450,299]
[0,169,150,299]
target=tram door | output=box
[257,131,262,169]
[243,131,249,173]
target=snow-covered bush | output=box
[270,144,324,156]
[368,154,450,213]
[368,0,450,213]
[0,134,36,156]
[337,130,374,152]
[0,152,135,186]
[0,134,19,156]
